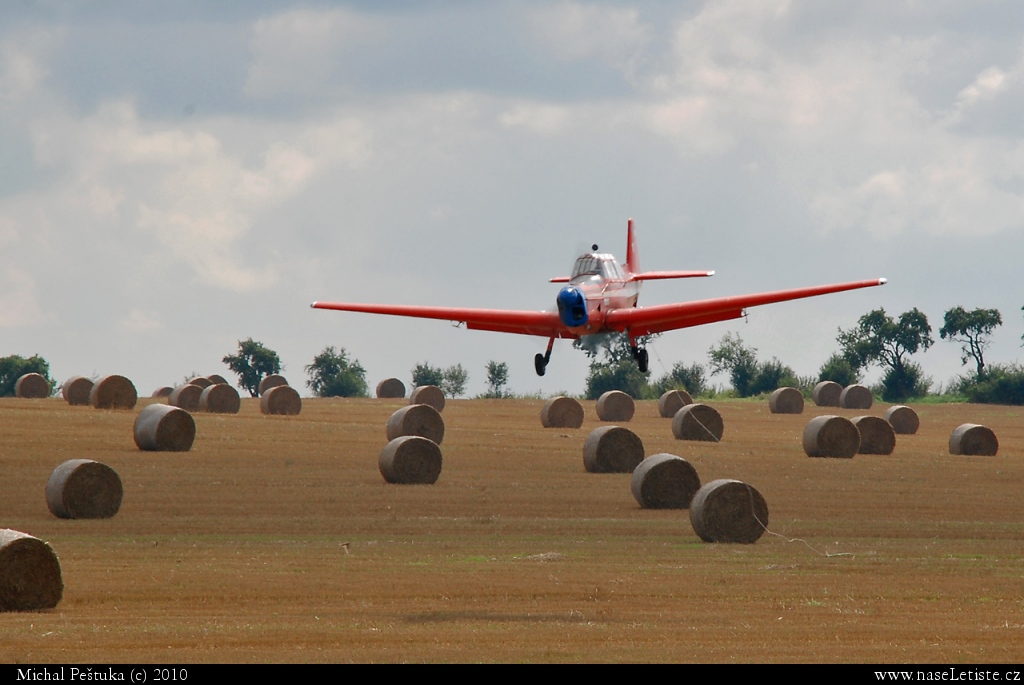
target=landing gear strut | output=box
[631,345,649,373]
[535,337,556,376]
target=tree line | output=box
[2,305,1020,403]
[578,306,1023,405]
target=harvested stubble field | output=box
[2,396,1024,663]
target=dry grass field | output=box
[2,395,1024,663]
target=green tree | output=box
[412,362,469,397]
[708,333,759,396]
[652,361,706,397]
[0,354,54,397]
[305,346,368,397]
[940,307,1002,378]
[223,338,282,397]
[575,332,653,399]
[707,333,799,397]
[483,361,510,398]
[442,364,469,398]
[584,359,648,399]
[411,362,444,388]
[817,353,861,387]
[837,308,934,401]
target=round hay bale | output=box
[840,384,873,410]
[812,381,842,407]
[187,376,212,389]
[260,385,302,416]
[658,389,693,418]
[151,386,173,398]
[949,423,998,456]
[375,378,406,399]
[689,479,769,544]
[386,404,445,444]
[596,390,635,422]
[205,374,228,385]
[630,453,701,509]
[582,425,644,473]
[45,459,123,519]
[133,403,196,452]
[379,436,443,485]
[258,374,288,396]
[15,373,50,399]
[168,384,201,412]
[802,415,859,458]
[199,383,240,414]
[540,396,584,428]
[0,529,63,611]
[89,375,137,410]
[61,376,93,406]
[768,387,804,414]
[851,416,896,455]
[410,385,446,412]
[671,404,724,442]
[884,405,919,435]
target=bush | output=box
[818,353,861,387]
[878,362,931,402]
[652,362,706,397]
[707,334,799,397]
[584,359,648,400]
[748,358,799,396]
[411,363,445,388]
[411,362,468,397]
[958,364,1024,405]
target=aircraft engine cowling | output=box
[556,286,588,328]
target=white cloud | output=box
[525,2,650,77]
[636,1,1024,238]
[498,102,569,134]
[244,8,382,98]
[0,28,62,107]
[119,308,163,333]
[0,268,45,329]
[10,99,372,292]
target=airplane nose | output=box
[556,286,588,328]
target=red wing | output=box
[311,301,570,338]
[604,278,887,337]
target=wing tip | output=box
[878,278,887,285]
[708,270,716,277]
[310,301,318,308]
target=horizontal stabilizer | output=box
[630,270,715,282]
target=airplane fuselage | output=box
[557,266,640,337]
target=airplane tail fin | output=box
[625,218,639,275]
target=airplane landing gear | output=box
[535,337,556,376]
[534,352,548,376]
[631,345,649,373]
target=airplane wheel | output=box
[534,353,547,377]
[637,348,649,373]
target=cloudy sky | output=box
[2,1,1023,397]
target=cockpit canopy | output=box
[570,254,623,282]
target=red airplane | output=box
[311,219,886,376]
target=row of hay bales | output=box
[581,424,768,543]
[803,413,998,457]
[543,393,726,442]
[156,373,301,416]
[29,374,140,409]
